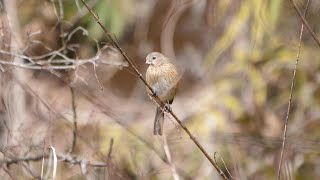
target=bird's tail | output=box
[154,107,164,135]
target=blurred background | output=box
[0,0,319,179]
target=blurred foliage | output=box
[84,0,132,39]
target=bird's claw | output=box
[151,90,157,97]
[164,103,172,112]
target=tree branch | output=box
[79,0,228,179]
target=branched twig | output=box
[214,152,236,180]
[66,26,89,42]
[58,153,108,167]
[288,0,320,47]
[0,45,128,70]
[277,0,309,179]
[0,153,108,168]
[79,0,228,179]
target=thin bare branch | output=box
[70,87,77,154]
[288,0,320,47]
[68,0,99,29]
[79,0,228,179]
[277,0,310,179]
[0,45,128,70]
[214,152,236,180]
[12,75,193,179]
[0,152,108,168]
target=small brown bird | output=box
[145,52,179,135]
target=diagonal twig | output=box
[79,0,228,179]
[277,0,310,179]
[70,87,77,154]
[288,0,320,47]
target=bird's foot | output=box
[164,103,172,112]
[151,90,157,97]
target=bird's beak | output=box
[146,59,151,65]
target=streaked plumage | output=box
[145,52,179,135]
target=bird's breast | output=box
[146,63,178,100]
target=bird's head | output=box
[146,52,168,66]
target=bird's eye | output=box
[152,56,156,60]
